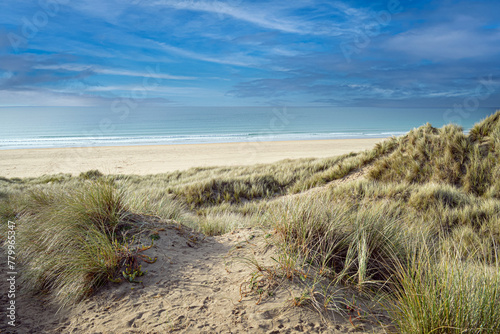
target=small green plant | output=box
[110,238,157,284]
[239,268,278,305]
[290,291,311,307]
[122,264,145,283]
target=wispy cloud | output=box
[151,0,361,36]
[33,64,196,80]
[153,0,310,34]
[84,84,221,96]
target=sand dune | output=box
[1,223,390,333]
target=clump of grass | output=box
[407,183,472,211]
[198,212,251,236]
[269,194,407,289]
[330,179,500,250]
[0,192,23,224]
[14,180,128,308]
[289,137,398,194]
[469,111,500,142]
[79,169,104,180]
[369,124,470,185]
[463,147,497,195]
[37,174,73,184]
[179,175,283,208]
[390,245,500,334]
[124,187,187,222]
[440,225,496,264]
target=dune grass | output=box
[11,181,127,308]
[1,110,500,332]
[105,137,397,211]
[263,175,500,332]
[369,113,500,197]
[390,246,500,334]
[0,180,175,309]
[268,194,407,289]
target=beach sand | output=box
[0,138,384,178]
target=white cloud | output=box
[63,0,127,23]
[270,47,302,57]
[0,71,13,79]
[84,84,221,96]
[151,0,357,36]
[33,64,195,80]
[155,0,307,34]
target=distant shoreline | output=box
[0,133,398,151]
[0,138,385,178]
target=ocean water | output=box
[0,106,496,149]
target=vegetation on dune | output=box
[369,112,500,197]
[269,196,407,289]
[1,181,124,307]
[266,178,500,330]
[1,110,500,332]
[392,250,500,334]
[267,111,500,332]
[1,180,168,308]
[107,137,397,211]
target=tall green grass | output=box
[13,181,128,308]
[390,248,500,334]
[268,194,407,289]
[267,179,500,332]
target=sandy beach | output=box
[0,138,384,178]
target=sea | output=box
[0,106,496,150]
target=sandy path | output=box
[0,139,384,178]
[1,225,390,333]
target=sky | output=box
[0,0,499,108]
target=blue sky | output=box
[0,0,499,107]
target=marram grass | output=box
[13,181,127,308]
[390,246,500,334]
[268,194,408,289]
